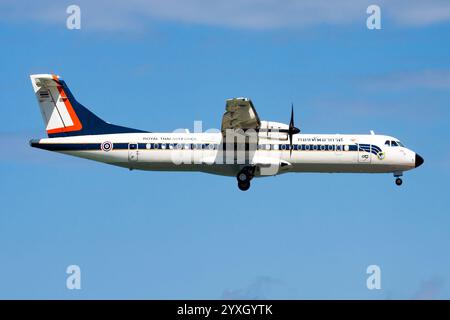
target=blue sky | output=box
[0,0,449,299]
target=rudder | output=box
[30,74,147,137]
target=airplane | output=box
[29,74,424,191]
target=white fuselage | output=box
[31,132,417,177]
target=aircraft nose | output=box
[415,153,424,168]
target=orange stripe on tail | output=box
[46,75,83,134]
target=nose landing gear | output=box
[237,166,255,191]
[394,172,403,186]
[238,181,251,191]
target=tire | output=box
[238,181,250,191]
[237,172,250,183]
[395,178,403,186]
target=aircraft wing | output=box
[221,98,261,133]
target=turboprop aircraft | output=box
[29,74,424,191]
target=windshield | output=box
[385,140,405,147]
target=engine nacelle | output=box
[259,120,289,140]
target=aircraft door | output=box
[357,144,372,163]
[128,143,138,162]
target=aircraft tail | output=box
[30,74,147,137]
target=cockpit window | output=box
[384,140,405,147]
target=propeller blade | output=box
[289,104,294,156]
[290,104,294,129]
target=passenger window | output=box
[391,141,398,147]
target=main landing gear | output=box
[394,172,403,186]
[237,167,254,191]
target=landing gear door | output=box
[128,143,138,162]
[357,144,372,163]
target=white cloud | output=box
[1,0,450,31]
[364,70,450,90]
[388,1,450,26]
[0,133,91,167]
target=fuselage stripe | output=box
[31,142,383,155]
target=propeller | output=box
[288,103,300,156]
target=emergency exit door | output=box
[128,143,138,162]
[357,144,372,163]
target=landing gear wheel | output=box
[238,181,251,191]
[237,167,254,191]
[237,171,251,183]
[395,178,403,186]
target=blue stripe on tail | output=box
[48,79,148,138]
